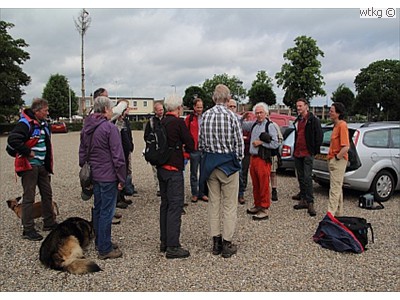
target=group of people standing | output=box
[6,84,349,263]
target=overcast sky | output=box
[1,1,399,107]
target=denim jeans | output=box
[189,150,205,197]
[294,156,315,203]
[157,168,184,247]
[93,181,117,255]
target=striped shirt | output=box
[199,104,244,160]
[29,129,46,166]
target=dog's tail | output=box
[64,259,102,275]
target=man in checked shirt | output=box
[199,84,244,258]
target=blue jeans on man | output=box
[93,181,117,255]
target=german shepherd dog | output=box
[39,217,101,275]
[6,196,59,219]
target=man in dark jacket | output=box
[157,94,194,259]
[292,98,323,217]
[7,98,57,241]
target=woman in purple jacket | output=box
[79,96,126,260]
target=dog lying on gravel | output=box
[6,196,59,219]
[39,217,101,275]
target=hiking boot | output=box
[252,208,269,221]
[292,193,301,200]
[221,240,237,258]
[43,222,59,231]
[308,203,317,217]
[22,230,43,241]
[116,201,128,209]
[212,235,223,255]
[238,197,245,205]
[246,206,261,215]
[293,199,308,210]
[98,248,123,260]
[166,246,190,259]
[271,189,278,201]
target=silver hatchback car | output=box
[312,122,400,202]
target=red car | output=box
[51,122,68,133]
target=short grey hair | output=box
[164,94,182,112]
[212,84,231,104]
[93,96,111,113]
[253,102,269,114]
[31,98,48,112]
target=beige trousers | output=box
[207,168,239,242]
[327,158,348,216]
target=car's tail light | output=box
[281,144,291,157]
[353,130,360,147]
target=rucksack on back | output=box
[144,117,172,166]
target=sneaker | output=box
[271,189,278,201]
[181,208,186,215]
[22,230,43,241]
[246,206,261,215]
[221,240,237,258]
[112,217,121,225]
[43,222,58,231]
[156,191,161,197]
[166,246,190,259]
[238,197,245,205]
[252,209,269,221]
[98,248,123,260]
[191,196,198,203]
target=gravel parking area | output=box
[0,131,399,292]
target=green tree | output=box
[354,59,400,121]
[202,73,246,107]
[42,74,78,120]
[0,21,31,121]
[183,86,208,109]
[331,83,355,114]
[275,35,326,109]
[247,70,276,108]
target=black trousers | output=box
[157,168,184,247]
[294,156,315,203]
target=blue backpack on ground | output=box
[313,212,374,253]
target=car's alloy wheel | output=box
[371,170,394,202]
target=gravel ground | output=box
[0,131,399,292]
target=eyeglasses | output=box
[229,105,237,108]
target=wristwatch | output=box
[335,154,340,160]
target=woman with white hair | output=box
[79,96,126,260]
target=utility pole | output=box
[74,9,91,115]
